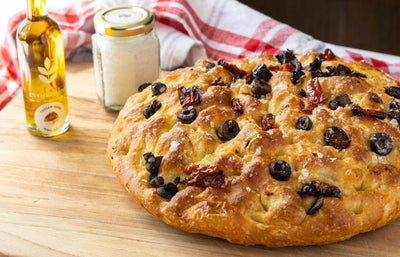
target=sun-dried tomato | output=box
[318,48,336,61]
[232,98,243,115]
[351,104,386,120]
[178,86,203,108]
[267,63,295,72]
[301,98,317,114]
[181,164,225,188]
[261,113,275,131]
[306,78,326,104]
[301,78,325,113]
[217,59,248,78]
[281,63,295,72]
[298,180,341,198]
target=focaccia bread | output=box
[107,49,400,246]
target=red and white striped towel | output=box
[1,0,400,111]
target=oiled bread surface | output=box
[108,51,400,246]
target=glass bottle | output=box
[16,0,69,137]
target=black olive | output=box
[296,116,313,130]
[308,56,322,71]
[275,50,296,64]
[370,133,393,156]
[177,107,197,124]
[269,160,291,181]
[151,82,167,96]
[389,99,400,110]
[298,181,341,198]
[143,152,163,174]
[324,126,351,150]
[290,59,305,84]
[143,152,153,162]
[217,120,240,141]
[328,94,351,110]
[252,64,272,81]
[206,61,216,71]
[299,88,307,97]
[143,100,161,119]
[157,183,178,199]
[250,79,271,96]
[138,82,151,92]
[333,64,351,76]
[306,197,324,215]
[149,172,158,181]
[149,176,165,187]
[385,87,400,99]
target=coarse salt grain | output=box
[390,119,399,127]
[298,169,309,182]
[169,141,180,152]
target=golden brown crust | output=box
[108,51,400,246]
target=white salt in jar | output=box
[92,6,160,110]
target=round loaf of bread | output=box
[107,50,400,246]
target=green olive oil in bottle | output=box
[17,0,69,137]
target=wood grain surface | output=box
[0,62,399,257]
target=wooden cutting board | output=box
[0,62,399,257]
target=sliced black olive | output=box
[324,126,351,150]
[389,99,400,110]
[206,61,216,71]
[298,181,341,198]
[157,183,178,199]
[370,133,393,156]
[328,94,351,110]
[143,100,161,119]
[149,176,165,187]
[275,50,296,64]
[151,82,167,96]
[385,87,400,99]
[307,197,324,215]
[252,64,272,81]
[149,172,158,181]
[308,56,322,71]
[333,64,351,76]
[250,79,271,96]
[296,116,313,130]
[143,152,163,174]
[177,107,197,124]
[299,88,307,97]
[290,59,305,84]
[269,160,291,181]
[217,120,240,141]
[138,82,151,92]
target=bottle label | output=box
[34,102,66,134]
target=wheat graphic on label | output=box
[38,57,57,84]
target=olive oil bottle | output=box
[17,0,69,137]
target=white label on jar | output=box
[34,102,66,134]
[105,9,143,24]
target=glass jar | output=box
[92,6,160,110]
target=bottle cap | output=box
[94,6,154,37]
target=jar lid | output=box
[94,6,154,37]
